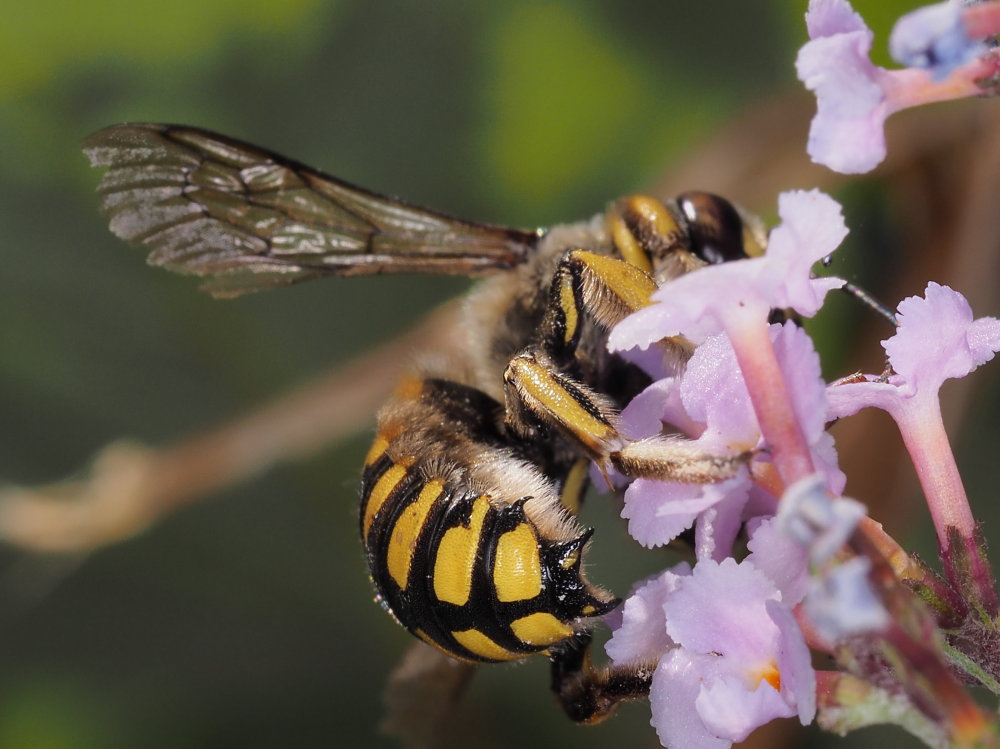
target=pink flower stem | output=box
[858,516,927,584]
[725,314,815,488]
[880,51,1000,112]
[963,2,1000,39]
[894,395,975,550]
[892,394,998,614]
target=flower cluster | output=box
[600,5,1000,745]
[797,0,1000,173]
[605,187,1000,745]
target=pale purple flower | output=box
[618,377,693,441]
[797,0,1000,174]
[776,474,866,564]
[645,559,815,749]
[746,516,811,607]
[675,334,760,452]
[770,323,846,496]
[827,283,1000,420]
[890,1,985,78]
[827,283,1000,551]
[887,282,1000,393]
[619,323,844,554]
[796,0,889,173]
[804,557,889,645]
[605,564,690,665]
[609,190,847,487]
[618,333,755,552]
[765,476,883,645]
[623,475,753,560]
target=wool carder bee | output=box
[84,124,764,724]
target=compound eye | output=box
[677,191,748,265]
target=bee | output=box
[84,124,763,726]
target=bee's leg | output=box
[503,347,622,463]
[502,248,652,459]
[556,458,590,516]
[538,248,658,365]
[549,632,654,724]
[503,249,749,483]
[503,348,749,483]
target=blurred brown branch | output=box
[0,300,462,552]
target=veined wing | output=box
[83,124,540,297]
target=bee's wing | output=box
[381,641,476,749]
[83,124,540,297]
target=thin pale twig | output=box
[0,300,463,552]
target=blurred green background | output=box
[1,1,994,748]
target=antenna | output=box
[841,281,897,327]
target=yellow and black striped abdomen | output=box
[359,378,617,663]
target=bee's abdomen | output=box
[359,377,615,663]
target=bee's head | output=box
[607,192,767,282]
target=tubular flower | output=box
[797,0,1000,173]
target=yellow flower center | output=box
[751,660,782,692]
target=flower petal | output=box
[767,600,817,724]
[890,1,983,78]
[651,650,731,749]
[885,282,1000,393]
[805,0,869,37]
[747,517,810,606]
[621,478,738,548]
[696,675,795,742]
[681,334,759,451]
[664,558,778,657]
[766,191,848,315]
[796,4,888,173]
[605,564,690,665]
[805,557,890,645]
